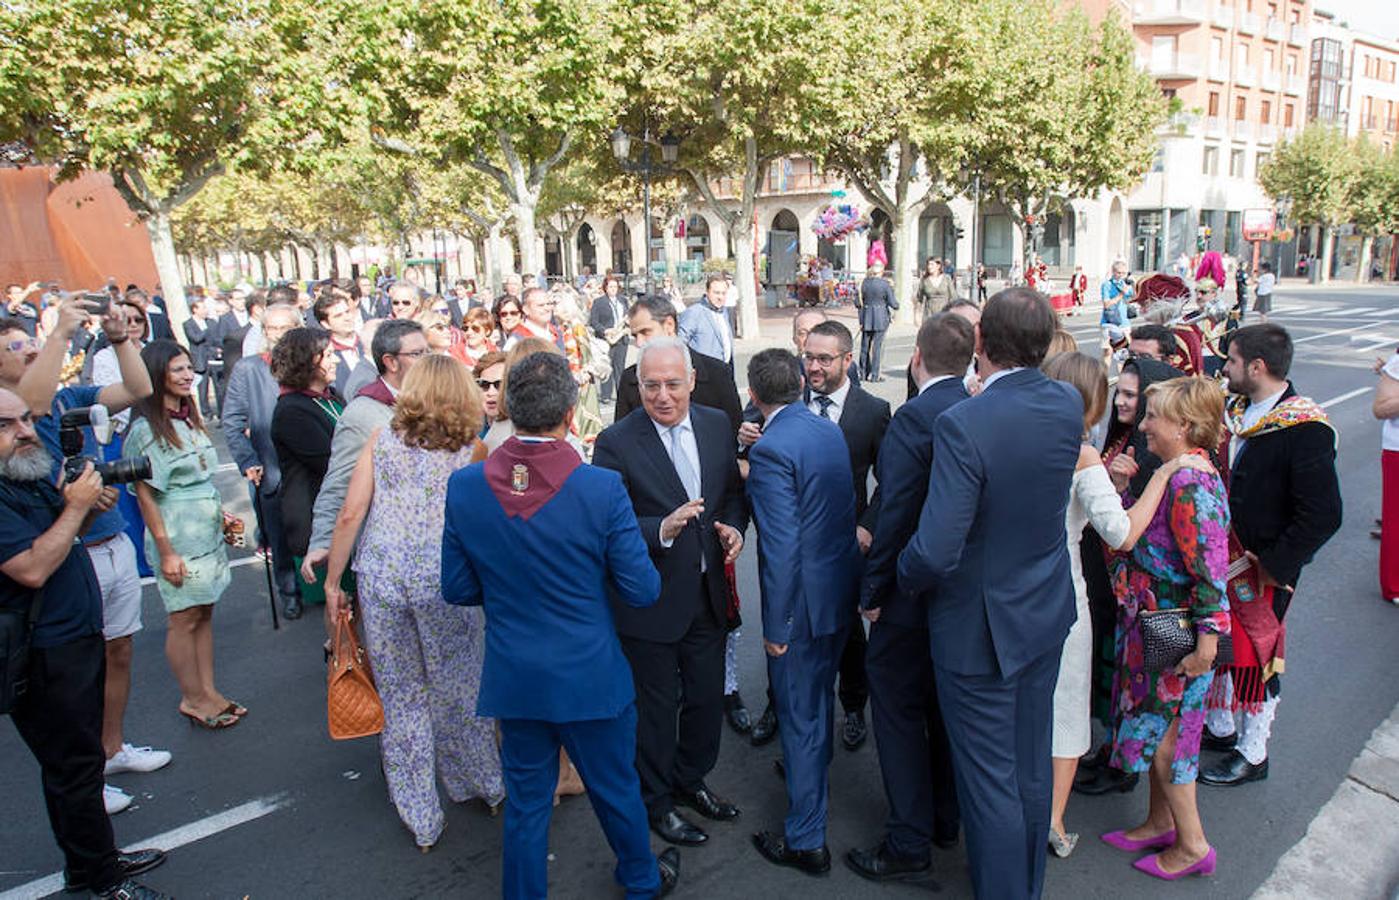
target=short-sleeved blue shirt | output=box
[0,478,103,648]
[36,385,125,543]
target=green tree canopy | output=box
[1259,125,1360,281]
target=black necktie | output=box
[816,395,834,419]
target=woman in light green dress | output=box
[127,340,241,730]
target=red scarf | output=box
[278,385,336,400]
[483,436,582,521]
[354,378,395,407]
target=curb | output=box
[1252,704,1399,900]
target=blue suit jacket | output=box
[861,376,970,627]
[441,462,661,722]
[677,301,731,364]
[897,368,1082,677]
[747,404,861,644]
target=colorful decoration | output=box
[812,203,869,242]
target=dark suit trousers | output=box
[11,635,121,893]
[619,604,725,817]
[867,620,959,859]
[838,621,869,713]
[252,486,300,602]
[770,626,846,850]
[935,647,1060,900]
[860,328,887,380]
[604,338,629,403]
[499,706,659,900]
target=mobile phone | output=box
[81,292,110,315]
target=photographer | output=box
[1,299,169,816]
[0,387,169,899]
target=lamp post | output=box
[611,126,680,296]
[961,164,982,303]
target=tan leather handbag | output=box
[327,609,383,740]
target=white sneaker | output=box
[104,743,173,775]
[103,783,133,815]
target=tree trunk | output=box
[144,210,191,346]
[198,255,213,289]
[512,200,539,277]
[889,206,919,325]
[1357,235,1373,283]
[733,225,759,340]
[1320,224,1334,283]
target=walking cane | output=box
[252,485,280,631]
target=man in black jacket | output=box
[593,337,748,848]
[1201,324,1341,786]
[856,264,898,381]
[590,276,630,404]
[847,313,972,880]
[616,296,742,437]
[182,297,216,418]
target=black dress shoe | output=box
[1072,768,1140,796]
[92,880,172,900]
[651,809,708,845]
[842,710,867,751]
[752,830,831,876]
[283,597,303,620]
[675,785,740,821]
[725,692,751,735]
[1201,731,1238,753]
[932,826,960,850]
[845,841,931,882]
[1199,750,1269,786]
[657,847,680,897]
[750,705,779,746]
[65,849,168,893]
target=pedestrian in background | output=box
[855,264,897,382]
[1376,347,1399,605]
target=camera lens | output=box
[94,456,153,486]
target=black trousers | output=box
[860,328,887,380]
[867,619,959,859]
[11,634,121,891]
[252,486,300,602]
[619,604,726,818]
[603,338,629,403]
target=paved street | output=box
[2,284,1396,899]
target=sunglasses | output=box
[498,309,521,318]
[432,307,451,316]
[391,299,416,307]
[477,378,502,391]
[4,337,37,353]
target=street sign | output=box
[1242,208,1276,241]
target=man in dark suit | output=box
[856,264,898,381]
[182,297,217,418]
[590,276,630,404]
[745,349,862,877]
[847,313,974,881]
[802,319,889,751]
[594,337,748,848]
[615,295,742,438]
[212,287,254,411]
[1200,324,1342,786]
[441,351,679,899]
[897,288,1082,900]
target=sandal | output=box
[180,709,240,730]
[222,701,249,718]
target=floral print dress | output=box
[1108,465,1231,784]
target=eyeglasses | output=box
[432,307,450,316]
[391,299,416,307]
[396,349,429,359]
[498,309,521,319]
[802,352,842,366]
[640,379,687,394]
[465,324,487,334]
[3,337,37,353]
[476,378,502,391]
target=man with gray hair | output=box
[443,352,679,898]
[300,319,428,584]
[594,337,748,848]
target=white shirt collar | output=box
[810,377,852,418]
[981,366,1026,389]
[651,412,693,441]
[918,373,956,394]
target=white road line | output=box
[1343,307,1379,316]
[0,794,292,900]
[1319,387,1374,409]
[1293,323,1378,344]
[1352,338,1397,355]
[138,554,264,586]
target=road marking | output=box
[138,554,265,586]
[1319,387,1374,409]
[1352,338,1397,355]
[0,794,292,900]
[1293,323,1377,344]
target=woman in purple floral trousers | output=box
[1101,377,1231,883]
[324,355,504,850]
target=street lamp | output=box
[611,126,680,296]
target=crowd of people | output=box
[0,255,1370,900]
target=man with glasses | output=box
[300,320,428,581]
[387,282,421,319]
[615,296,741,436]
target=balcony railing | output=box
[1265,18,1284,41]
[1208,56,1228,80]
[1284,73,1305,95]
[1234,65,1255,87]
[1288,23,1307,45]
[1212,4,1234,28]
[1258,124,1278,143]
[1143,51,1202,79]
[1133,0,1207,23]
[1205,116,1227,137]
[709,169,845,199]
[1237,12,1261,33]
[1261,69,1281,91]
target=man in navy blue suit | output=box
[441,352,679,899]
[744,349,862,876]
[847,312,975,882]
[897,289,1083,900]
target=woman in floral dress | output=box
[1103,376,1231,881]
[323,355,503,850]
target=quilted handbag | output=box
[327,609,383,740]
[1139,609,1234,674]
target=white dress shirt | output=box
[807,377,852,421]
[917,373,956,395]
[654,413,703,555]
[981,366,1026,390]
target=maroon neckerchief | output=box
[278,385,335,399]
[355,378,396,407]
[483,435,582,521]
[167,399,194,422]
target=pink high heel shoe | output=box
[1100,829,1177,852]
[1133,847,1217,880]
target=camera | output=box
[58,406,152,486]
[80,292,110,316]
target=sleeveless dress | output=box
[353,429,504,846]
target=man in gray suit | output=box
[678,275,734,373]
[856,264,899,382]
